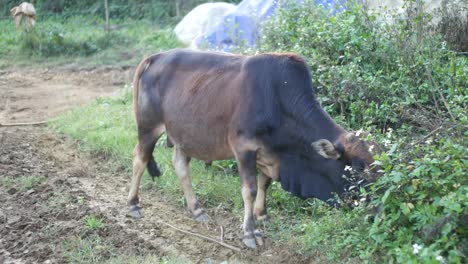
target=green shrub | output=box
[369,136,467,262]
[258,0,467,131]
[252,0,467,262]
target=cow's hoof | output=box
[243,237,257,249]
[255,214,269,223]
[254,232,264,246]
[128,205,143,218]
[194,212,209,223]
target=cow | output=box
[127,49,379,249]
[10,2,36,30]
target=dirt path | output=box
[0,68,311,263]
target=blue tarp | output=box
[194,0,347,51]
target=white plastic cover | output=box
[174,2,236,45]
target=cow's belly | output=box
[165,117,234,161]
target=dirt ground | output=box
[0,67,312,263]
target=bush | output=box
[369,135,467,262]
[258,0,466,132]
[252,0,467,262]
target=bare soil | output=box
[0,67,312,263]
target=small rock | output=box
[7,188,17,195]
[67,177,79,184]
[26,189,35,195]
[7,216,21,225]
[0,210,6,224]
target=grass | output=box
[0,16,183,69]
[0,175,46,190]
[84,215,105,230]
[63,235,179,264]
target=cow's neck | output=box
[281,93,344,144]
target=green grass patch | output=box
[0,175,46,191]
[0,16,183,69]
[84,215,105,231]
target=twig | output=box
[220,226,224,242]
[425,67,456,122]
[157,220,241,252]
[0,121,47,127]
[417,126,443,144]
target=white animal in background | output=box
[10,2,36,30]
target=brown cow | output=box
[128,49,379,249]
[10,2,36,30]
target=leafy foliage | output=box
[252,0,467,262]
[259,0,466,131]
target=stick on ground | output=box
[0,121,47,127]
[157,220,241,252]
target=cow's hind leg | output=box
[127,126,164,218]
[173,146,208,222]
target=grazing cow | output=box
[10,2,36,30]
[128,49,379,249]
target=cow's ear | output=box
[312,139,341,159]
[10,7,17,16]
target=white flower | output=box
[412,243,423,254]
[436,255,444,262]
[344,165,353,171]
[355,128,363,137]
[383,138,391,147]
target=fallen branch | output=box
[220,226,224,242]
[157,220,241,252]
[0,121,47,127]
[425,67,456,123]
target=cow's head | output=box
[10,6,18,17]
[312,130,381,176]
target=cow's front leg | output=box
[236,150,263,249]
[254,173,272,222]
[173,146,208,222]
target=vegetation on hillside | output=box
[254,1,467,262]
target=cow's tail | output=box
[132,57,151,125]
[147,157,161,180]
[132,55,162,181]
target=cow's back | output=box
[146,50,248,161]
